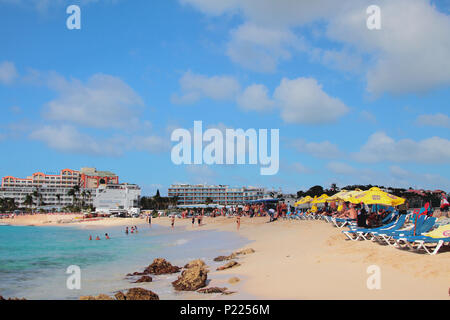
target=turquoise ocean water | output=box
[0,223,249,299]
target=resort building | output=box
[0,167,119,209]
[167,184,266,205]
[93,183,141,215]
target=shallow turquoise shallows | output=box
[0,223,248,299]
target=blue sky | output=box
[0,0,449,196]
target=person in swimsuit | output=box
[192,215,195,227]
[171,216,175,228]
[236,215,241,230]
[95,236,100,240]
[89,235,92,241]
[105,233,110,240]
[125,227,129,235]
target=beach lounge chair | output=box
[380,216,434,246]
[331,217,356,228]
[342,213,405,241]
[393,222,449,254]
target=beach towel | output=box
[422,224,450,239]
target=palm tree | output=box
[24,194,34,211]
[56,194,61,207]
[32,189,43,208]
[67,188,77,207]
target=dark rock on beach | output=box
[114,292,126,300]
[216,261,241,271]
[143,258,181,275]
[0,295,26,300]
[172,261,208,291]
[124,288,159,300]
[184,259,207,270]
[126,272,146,277]
[213,248,255,262]
[197,287,228,294]
[134,275,153,283]
[80,288,159,300]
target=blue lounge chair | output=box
[378,216,434,246]
[343,213,406,241]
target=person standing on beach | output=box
[237,215,241,230]
[171,215,175,228]
[148,214,152,226]
[192,215,195,227]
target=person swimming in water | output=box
[89,235,92,240]
[125,227,129,234]
[134,226,138,233]
[95,236,100,240]
[105,233,110,240]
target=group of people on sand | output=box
[89,233,110,240]
[303,201,393,228]
[125,226,138,234]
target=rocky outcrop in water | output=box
[172,260,208,291]
[126,258,181,278]
[144,258,181,275]
[134,275,152,283]
[216,261,240,271]
[80,294,114,300]
[80,288,159,301]
[123,288,159,300]
[184,259,207,269]
[213,248,255,261]
[0,295,26,300]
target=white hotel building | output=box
[168,184,266,206]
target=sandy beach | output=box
[2,214,449,300]
[152,216,450,300]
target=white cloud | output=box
[273,77,349,124]
[186,164,216,184]
[182,0,450,94]
[132,135,171,153]
[292,138,342,159]
[0,61,18,85]
[30,125,169,156]
[227,23,305,72]
[288,162,312,174]
[327,161,450,190]
[326,161,357,175]
[359,110,377,123]
[30,125,123,157]
[353,131,450,164]
[416,113,450,128]
[43,73,144,129]
[237,84,274,111]
[171,71,240,104]
[326,0,450,95]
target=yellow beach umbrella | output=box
[295,196,312,206]
[327,190,349,201]
[348,187,405,206]
[340,189,364,201]
[312,194,329,204]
